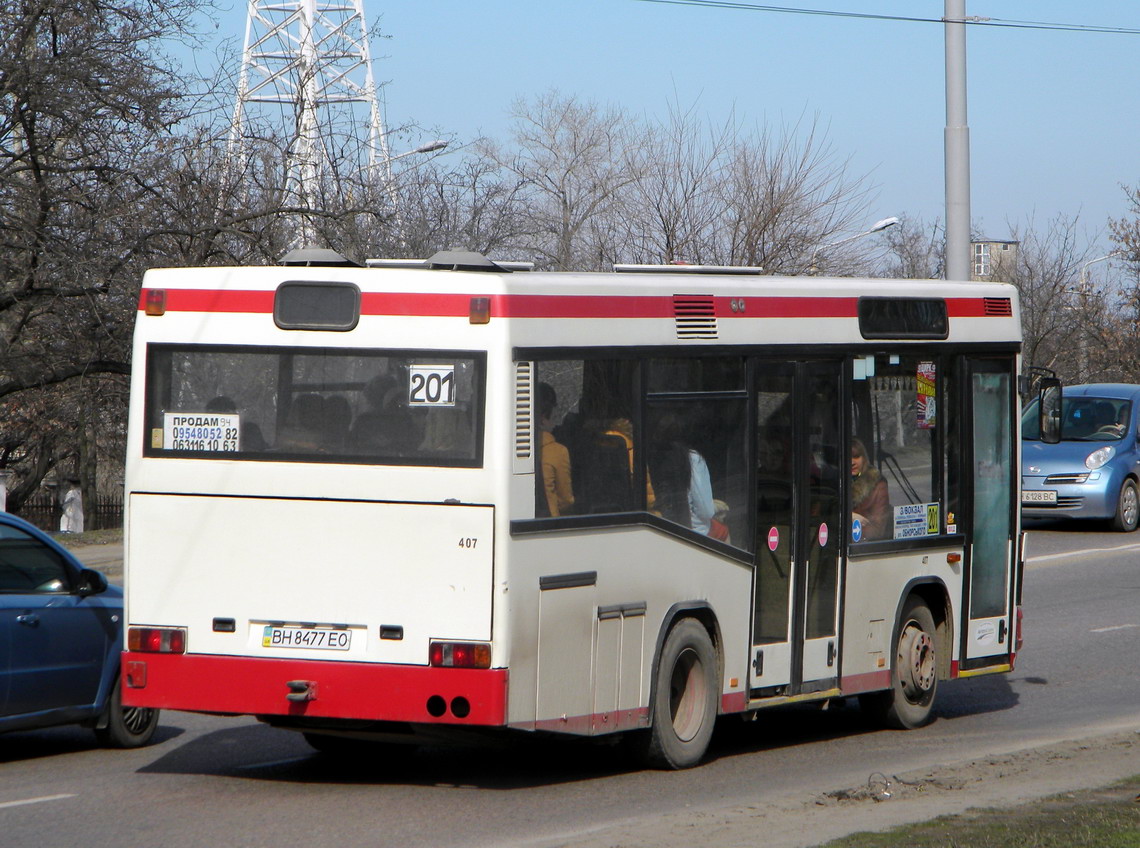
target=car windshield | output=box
[1022,396,1131,442]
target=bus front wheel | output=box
[636,618,719,769]
[860,597,938,730]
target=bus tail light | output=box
[128,626,187,654]
[144,289,167,316]
[429,641,491,669]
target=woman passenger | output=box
[851,437,891,541]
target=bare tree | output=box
[715,115,874,274]
[480,91,646,270]
[1001,215,1104,383]
[607,101,734,266]
[880,215,945,280]
[0,0,209,506]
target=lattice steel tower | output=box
[228,0,389,245]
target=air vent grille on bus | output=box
[515,362,533,459]
[982,297,1013,316]
[673,295,718,339]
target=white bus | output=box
[121,250,1026,768]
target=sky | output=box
[194,0,1140,252]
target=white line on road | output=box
[0,794,76,810]
[1026,541,1140,564]
[1090,623,1139,633]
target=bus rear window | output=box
[143,345,484,466]
[858,297,948,339]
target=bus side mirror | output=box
[1039,378,1062,444]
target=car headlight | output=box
[1085,446,1116,470]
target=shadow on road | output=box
[0,723,183,764]
[133,678,1023,789]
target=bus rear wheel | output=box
[635,618,719,769]
[860,597,938,730]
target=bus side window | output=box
[850,354,940,543]
[534,359,639,518]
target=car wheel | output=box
[1112,479,1139,532]
[94,675,159,748]
[860,596,939,730]
[632,618,719,770]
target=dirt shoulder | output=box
[542,729,1140,848]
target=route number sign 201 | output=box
[408,364,456,407]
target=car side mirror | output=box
[76,568,109,596]
[1039,378,1062,445]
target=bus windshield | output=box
[1022,396,1130,443]
[143,345,484,466]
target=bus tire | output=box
[1111,479,1139,532]
[637,618,719,769]
[94,675,160,748]
[860,597,938,730]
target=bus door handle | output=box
[16,613,39,627]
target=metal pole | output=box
[944,0,971,281]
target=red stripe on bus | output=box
[946,297,991,317]
[138,289,1006,321]
[121,652,508,725]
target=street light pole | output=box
[1073,251,1123,381]
[808,216,900,275]
[944,0,972,282]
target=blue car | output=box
[1022,383,1140,532]
[0,512,158,745]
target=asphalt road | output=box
[4,522,1137,848]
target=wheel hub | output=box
[1123,486,1138,528]
[898,624,935,701]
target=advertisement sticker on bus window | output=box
[893,502,939,539]
[408,364,456,407]
[162,413,240,451]
[916,361,937,429]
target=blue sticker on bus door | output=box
[851,518,863,543]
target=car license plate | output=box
[1022,490,1057,504]
[262,626,351,650]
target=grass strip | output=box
[821,775,1140,848]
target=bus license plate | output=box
[1022,490,1057,504]
[262,626,352,650]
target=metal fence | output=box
[16,493,123,534]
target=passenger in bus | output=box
[323,394,352,452]
[649,414,718,536]
[278,393,326,452]
[206,395,265,451]
[605,416,657,513]
[851,437,891,541]
[537,382,574,517]
[349,373,422,454]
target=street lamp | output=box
[388,139,449,165]
[1071,250,1123,381]
[808,216,900,275]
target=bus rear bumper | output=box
[121,652,508,726]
